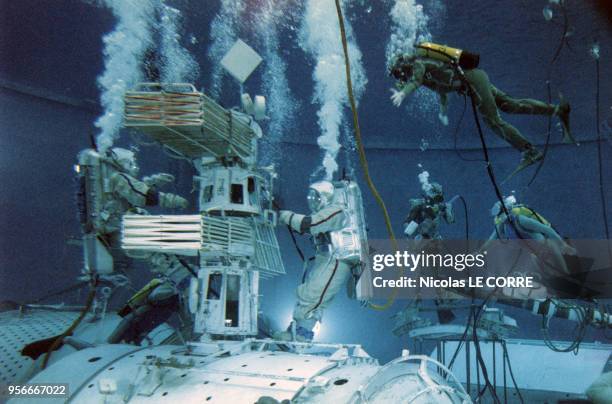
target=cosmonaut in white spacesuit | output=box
[76,147,189,274]
[275,181,363,342]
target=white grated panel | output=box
[0,310,79,387]
[252,219,285,277]
[124,83,257,160]
[201,215,254,256]
[122,215,202,255]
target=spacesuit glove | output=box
[160,193,188,209]
[390,88,407,107]
[279,210,294,226]
[143,173,175,187]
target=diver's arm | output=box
[405,204,420,223]
[403,59,426,95]
[110,173,188,209]
[442,202,455,224]
[280,206,347,235]
[403,204,421,236]
[438,93,449,125]
[439,92,449,112]
[391,60,425,106]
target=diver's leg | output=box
[527,233,571,276]
[464,69,543,175]
[492,87,555,115]
[464,70,535,151]
[493,87,574,144]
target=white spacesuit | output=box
[76,147,189,274]
[276,181,360,342]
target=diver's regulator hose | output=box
[334,0,399,311]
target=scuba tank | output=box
[494,204,551,227]
[416,42,480,70]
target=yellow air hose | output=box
[334,0,400,311]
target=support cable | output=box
[334,0,399,311]
[42,274,98,369]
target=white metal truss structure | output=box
[124,83,257,160]
[121,80,283,339]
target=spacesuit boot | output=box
[274,321,314,343]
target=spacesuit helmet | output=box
[307,181,335,212]
[491,195,517,217]
[110,147,139,176]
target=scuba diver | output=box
[404,181,456,240]
[109,253,196,344]
[389,42,574,176]
[275,181,363,342]
[403,176,458,323]
[486,195,576,277]
[76,147,189,276]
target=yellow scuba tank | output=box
[513,206,550,226]
[494,205,551,226]
[118,278,164,316]
[416,42,480,70]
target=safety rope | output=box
[334,0,399,311]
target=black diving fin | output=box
[21,334,67,360]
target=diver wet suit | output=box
[389,42,575,175]
[485,196,579,297]
[109,278,181,344]
[404,181,455,240]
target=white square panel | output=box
[221,39,262,83]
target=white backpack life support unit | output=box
[76,149,109,232]
[75,149,114,274]
[329,180,368,266]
